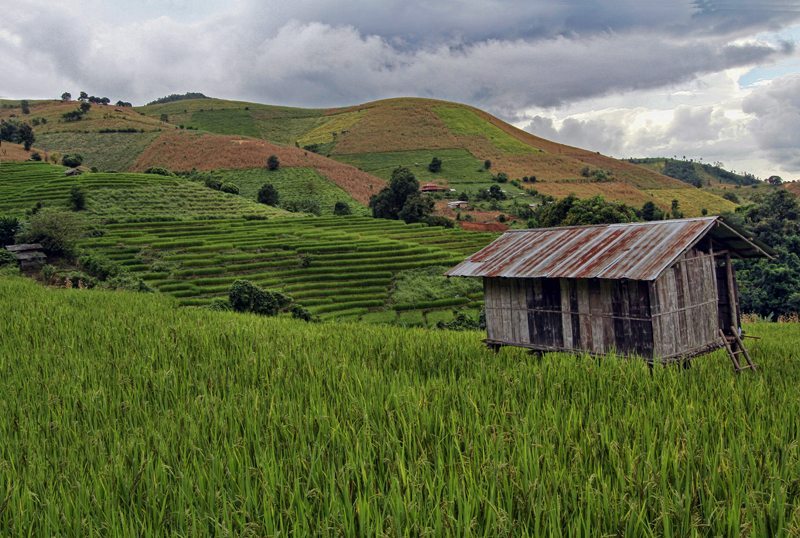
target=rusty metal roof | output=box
[447,217,772,281]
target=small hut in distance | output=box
[446,217,773,370]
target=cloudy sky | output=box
[3,0,800,179]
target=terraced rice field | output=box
[0,162,284,220]
[36,131,162,172]
[81,216,495,320]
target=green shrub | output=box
[144,167,174,176]
[229,280,292,316]
[257,183,279,206]
[267,155,280,171]
[0,249,17,268]
[78,253,121,280]
[69,185,86,211]
[16,208,86,257]
[220,183,240,195]
[62,154,83,168]
[333,201,351,216]
[0,216,20,247]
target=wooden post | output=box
[725,253,738,331]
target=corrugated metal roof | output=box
[447,217,771,281]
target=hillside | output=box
[137,96,736,216]
[629,157,760,187]
[1,276,799,534]
[3,97,736,217]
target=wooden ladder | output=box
[719,327,757,372]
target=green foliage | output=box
[257,183,279,206]
[0,119,35,149]
[398,193,434,224]
[493,172,508,183]
[735,189,800,317]
[16,208,86,257]
[333,201,351,216]
[69,185,86,211]
[484,159,491,169]
[219,183,240,195]
[78,253,121,280]
[370,166,421,220]
[723,192,740,204]
[424,215,454,228]
[282,199,322,216]
[0,249,16,267]
[143,166,174,176]
[436,309,486,331]
[30,152,42,161]
[267,155,280,171]
[428,156,442,173]
[62,154,84,168]
[0,216,20,247]
[640,201,664,221]
[145,92,209,106]
[531,195,638,228]
[391,265,481,306]
[229,279,292,316]
[36,131,161,172]
[670,199,684,219]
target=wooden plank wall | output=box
[651,250,720,359]
[484,277,655,357]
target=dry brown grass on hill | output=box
[786,182,800,197]
[0,100,164,134]
[332,101,459,155]
[132,131,385,204]
[0,142,41,162]
[532,181,655,207]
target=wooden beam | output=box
[725,253,738,330]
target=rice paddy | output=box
[0,276,798,535]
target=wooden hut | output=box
[446,217,773,370]
[5,243,47,271]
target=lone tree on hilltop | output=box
[484,159,492,170]
[79,102,91,114]
[257,183,279,206]
[267,155,280,171]
[428,156,442,173]
[61,92,72,102]
[79,91,88,102]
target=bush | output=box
[333,201,351,216]
[267,155,280,171]
[283,199,321,216]
[290,304,314,322]
[62,154,83,168]
[100,274,153,293]
[493,172,509,183]
[69,185,86,211]
[78,253,121,280]
[143,166,174,176]
[484,159,492,170]
[257,183,279,206]
[723,192,740,204]
[229,280,292,316]
[428,157,442,173]
[0,249,17,268]
[30,152,42,161]
[204,177,222,190]
[424,215,454,228]
[16,208,86,257]
[436,310,486,331]
[220,183,240,195]
[0,216,20,247]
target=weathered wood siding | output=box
[651,250,720,359]
[484,277,655,357]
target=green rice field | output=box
[1,276,798,535]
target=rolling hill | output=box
[1,95,735,216]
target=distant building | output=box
[447,201,470,209]
[5,244,47,271]
[420,182,448,193]
[64,168,82,176]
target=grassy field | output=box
[35,131,162,171]
[80,215,494,321]
[211,167,368,215]
[0,162,284,221]
[1,276,798,535]
[433,106,538,154]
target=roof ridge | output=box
[502,216,718,234]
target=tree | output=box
[487,185,506,201]
[257,183,279,206]
[670,199,683,219]
[79,102,91,114]
[267,155,280,171]
[428,156,442,173]
[18,123,34,151]
[369,166,420,220]
[640,201,664,221]
[229,280,292,316]
[20,100,30,115]
[398,193,434,223]
[62,154,83,168]
[79,91,88,101]
[767,175,783,186]
[483,159,492,170]
[69,186,86,211]
[220,183,240,195]
[160,113,169,123]
[0,216,20,247]
[61,92,72,102]
[16,208,86,257]
[494,172,508,183]
[333,201,351,216]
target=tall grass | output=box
[0,276,799,535]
